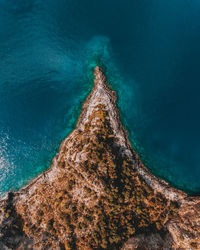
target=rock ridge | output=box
[0,66,200,249]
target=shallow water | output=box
[0,0,200,196]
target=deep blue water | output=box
[1,0,200,196]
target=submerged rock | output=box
[0,66,200,249]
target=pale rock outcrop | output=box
[0,66,199,249]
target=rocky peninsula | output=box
[0,66,200,249]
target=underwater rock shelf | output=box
[0,66,200,249]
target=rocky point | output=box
[0,66,200,249]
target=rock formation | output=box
[0,66,200,249]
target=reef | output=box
[0,66,200,249]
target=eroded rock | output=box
[0,66,199,249]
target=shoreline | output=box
[0,66,200,249]
[1,67,198,199]
[11,67,187,202]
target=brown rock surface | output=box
[0,66,200,249]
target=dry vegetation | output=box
[2,103,178,249]
[1,67,199,249]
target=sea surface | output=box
[0,0,200,197]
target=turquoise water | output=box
[0,0,200,196]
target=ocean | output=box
[0,0,200,196]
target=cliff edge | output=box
[0,66,200,249]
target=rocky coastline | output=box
[0,66,200,249]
